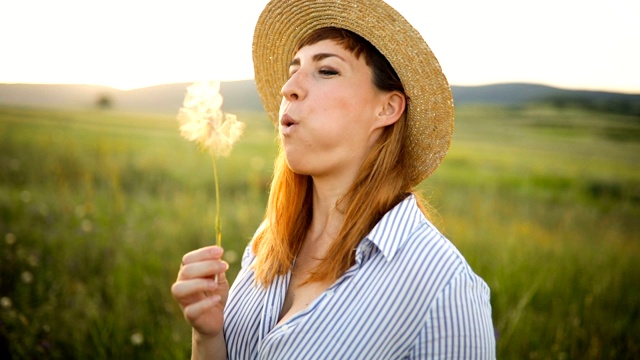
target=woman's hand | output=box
[171,246,230,338]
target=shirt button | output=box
[281,324,289,332]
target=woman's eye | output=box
[319,68,338,76]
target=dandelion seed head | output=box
[21,271,34,284]
[177,81,244,157]
[184,81,222,108]
[131,332,144,346]
[0,297,12,309]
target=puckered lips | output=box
[279,113,298,135]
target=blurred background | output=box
[1,0,639,359]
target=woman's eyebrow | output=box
[289,53,345,67]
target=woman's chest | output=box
[224,257,430,359]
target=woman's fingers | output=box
[183,295,222,323]
[171,247,229,338]
[179,259,229,280]
[171,278,217,301]
[215,268,229,285]
[182,246,224,266]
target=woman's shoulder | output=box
[369,194,466,268]
[380,196,487,290]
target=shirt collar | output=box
[359,194,425,262]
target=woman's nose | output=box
[281,72,305,101]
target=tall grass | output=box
[0,104,638,358]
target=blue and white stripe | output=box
[224,195,495,359]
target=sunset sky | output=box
[1,0,638,93]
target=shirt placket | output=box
[256,240,376,356]
[257,270,291,343]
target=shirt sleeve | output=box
[409,269,496,359]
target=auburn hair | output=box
[251,27,429,286]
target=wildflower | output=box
[177,81,245,247]
[21,271,34,284]
[224,250,239,264]
[130,332,144,346]
[0,297,12,309]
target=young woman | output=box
[172,0,495,358]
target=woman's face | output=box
[279,39,390,183]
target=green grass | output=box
[1,104,638,359]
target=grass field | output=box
[1,104,639,359]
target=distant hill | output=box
[0,81,264,114]
[1,81,639,115]
[452,83,640,107]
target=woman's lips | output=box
[280,114,298,134]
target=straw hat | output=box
[253,0,454,186]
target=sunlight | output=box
[0,0,638,92]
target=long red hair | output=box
[251,27,428,286]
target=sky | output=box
[1,0,639,93]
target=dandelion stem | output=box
[212,154,222,247]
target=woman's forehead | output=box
[292,40,356,62]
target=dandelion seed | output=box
[21,271,34,284]
[0,297,12,309]
[131,332,144,346]
[177,81,245,248]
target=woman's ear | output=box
[375,91,406,128]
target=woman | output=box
[172,0,495,358]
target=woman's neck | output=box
[307,177,350,245]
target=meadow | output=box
[1,103,639,359]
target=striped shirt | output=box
[224,195,495,359]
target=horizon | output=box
[1,0,639,94]
[2,80,639,96]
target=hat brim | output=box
[253,0,454,185]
